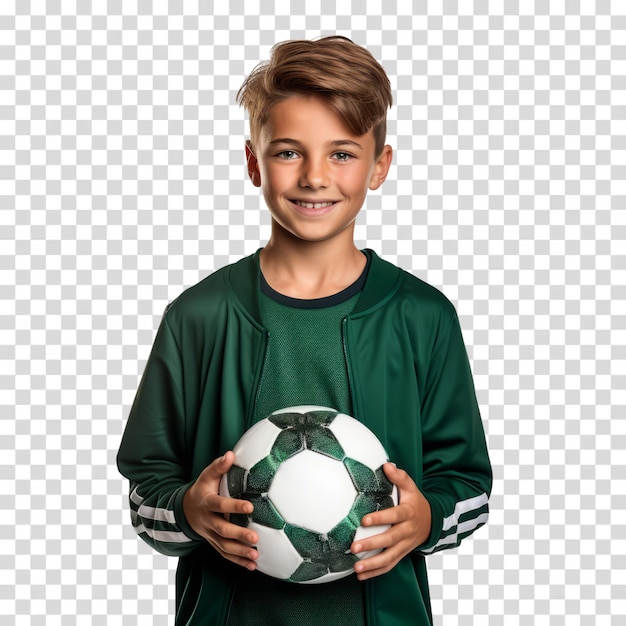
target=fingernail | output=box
[353,543,362,553]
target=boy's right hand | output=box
[182,451,259,570]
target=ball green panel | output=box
[284,524,327,559]
[327,516,359,548]
[249,494,285,530]
[269,409,337,431]
[268,411,305,429]
[343,458,378,491]
[327,552,359,573]
[305,427,344,460]
[375,466,395,495]
[304,409,339,427]
[225,465,246,498]
[230,513,249,528]
[285,521,359,582]
[348,494,376,526]
[246,456,280,493]
[290,561,330,582]
[349,493,395,527]
[271,428,305,462]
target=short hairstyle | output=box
[237,36,392,157]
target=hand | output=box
[350,462,432,581]
[183,451,259,571]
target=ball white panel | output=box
[232,419,282,470]
[268,450,357,534]
[249,522,303,580]
[329,413,389,470]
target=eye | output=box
[276,150,298,160]
[332,152,353,162]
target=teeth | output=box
[294,201,334,209]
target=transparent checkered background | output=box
[1,1,624,624]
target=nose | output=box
[299,156,329,189]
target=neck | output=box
[260,225,366,299]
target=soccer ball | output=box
[219,405,398,584]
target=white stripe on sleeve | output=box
[442,492,489,531]
[133,522,194,544]
[421,492,489,555]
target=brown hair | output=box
[237,36,392,156]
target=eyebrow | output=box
[268,138,365,150]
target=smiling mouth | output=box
[292,200,337,209]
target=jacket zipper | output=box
[343,316,377,625]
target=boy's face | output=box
[246,95,392,246]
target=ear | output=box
[245,140,262,187]
[369,145,393,191]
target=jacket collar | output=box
[228,248,402,324]
[352,249,402,314]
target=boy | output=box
[118,36,492,625]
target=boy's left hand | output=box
[350,462,432,581]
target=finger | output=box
[200,514,260,571]
[207,535,259,571]
[355,563,393,581]
[202,451,236,481]
[190,453,235,499]
[207,531,259,558]
[204,492,254,516]
[360,502,410,529]
[223,554,258,572]
[350,526,395,556]
[204,513,258,545]
[383,462,412,488]
[354,544,404,580]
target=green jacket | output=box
[117,250,492,625]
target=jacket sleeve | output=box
[117,311,205,557]
[416,308,492,555]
